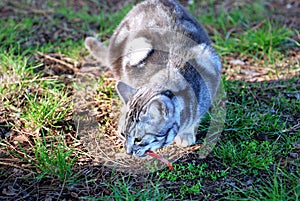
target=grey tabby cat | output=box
[85,0,222,157]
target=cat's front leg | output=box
[174,131,196,147]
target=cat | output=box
[85,0,222,157]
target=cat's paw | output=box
[174,133,196,147]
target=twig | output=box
[251,21,265,31]
[0,141,35,162]
[0,161,32,172]
[282,123,300,133]
[37,52,78,73]
[56,174,66,201]
[1,77,58,85]
[94,140,129,167]
[4,5,54,15]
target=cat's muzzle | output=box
[126,145,147,157]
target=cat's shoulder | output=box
[111,0,210,47]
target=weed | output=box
[180,180,202,196]
[98,4,133,38]
[158,163,206,181]
[96,74,118,100]
[214,140,276,173]
[214,21,294,60]
[22,91,72,130]
[34,132,77,181]
[0,50,38,77]
[88,176,171,201]
[158,162,228,182]
[225,165,300,201]
[194,0,267,33]
[191,1,295,63]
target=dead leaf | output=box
[13,134,29,144]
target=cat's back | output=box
[110,0,211,46]
[108,0,214,86]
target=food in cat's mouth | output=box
[146,150,174,170]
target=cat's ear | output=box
[149,100,167,117]
[138,100,167,123]
[116,81,137,104]
[147,97,172,119]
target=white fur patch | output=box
[115,26,129,45]
[133,12,145,27]
[123,37,153,67]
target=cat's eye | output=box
[119,132,126,140]
[134,137,143,144]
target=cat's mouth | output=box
[138,153,148,158]
[125,143,149,157]
[131,148,150,157]
[125,136,164,157]
[125,122,180,157]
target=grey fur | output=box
[85,0,222,157]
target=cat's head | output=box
[116,81,180,157]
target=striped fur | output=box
[85,0,222,157]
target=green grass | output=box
[0,49,76,181]
[34,132,77,181]
[214,140,276,173]
[22,90,72,129]
[0,50,38,78]
[54,3,133,39]
[210,78,299,200]
[0,50,72,130]
[192,0,267,33]
[190,0,296,62]
[93,176,171,201]
[213,21,294,60]
[226,165,300,201]
[158,163,228,182]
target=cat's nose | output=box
[126,145,144,157]
[133,150,141,156]
[125,144,133,155]
[125,142,145,156]
[132,147,145,157]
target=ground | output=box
[0,0,299,200]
